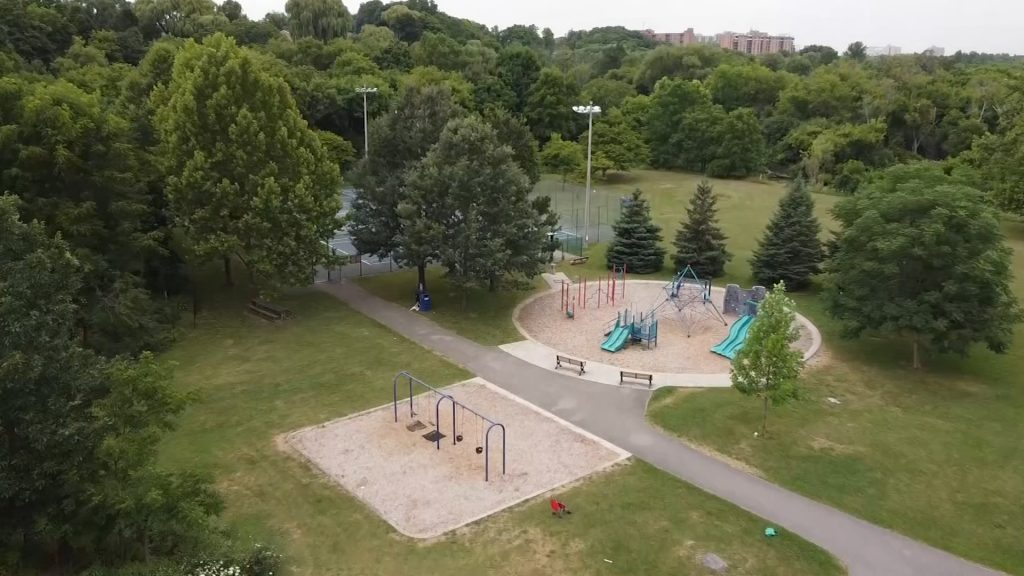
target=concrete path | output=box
[318,281,1003,576]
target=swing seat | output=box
[406,420,427,432]
[422,430,446,442]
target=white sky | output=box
[238,0,1024,55]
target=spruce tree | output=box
[606,189,665,274]
[750,179,823,290]
[672,180,731,277]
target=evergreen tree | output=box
[606,189,665,274]
[672,180,731,277]
[750,179,823,290]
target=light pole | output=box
[356,87,378,158]
[572,102,601,251]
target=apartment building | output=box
[867,45,903,57]
[641,28,794,54]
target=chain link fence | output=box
[532,179,624,257]
[313,188,404,283]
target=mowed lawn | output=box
[158,284,842,576]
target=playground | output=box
[515,276,817,375]
[285,376,627,539]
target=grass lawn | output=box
[159,283,841,575]
[356,267,542,345]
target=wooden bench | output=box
[248,299,292,322]
[555,354,585,375]
[620,370,653,388]
[569,256,589,265]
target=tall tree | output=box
[348,85,462,292]
[401,116,555,298]
[646,78,711,168]
[496,45,541,114]
[525,67,579,141]
[483,106,541,184]
[672,180,731,277]
[285,0,352,41]
[750,179,823,290]
[732,282,802,436]
[606,189,665,273]
[540,133,582,194]
[154,33,342,292]
[824,166,1021,368]
[844,41,867,61]
[588,108,648,173]
[708,107,766,177]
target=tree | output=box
[218,0,243,21]
[646,77,711,167]
[732,282,802,436]
[750,179,823,290]
[524,67,578,141]
[844,41,867,60]
[133,0,226,39]
[708,107,766,177]
[606,189,665,273]
[348,85,462,292]
[285,0,352,41]
[483,106,541,184]
[496,45,541,114]
[588,108,648,173]
[352,0,382,31]
[706,63,788,115]
[967,115,1024,215]
[799,44,838,66]
[672,180,731,277]
[540,133,582,194]
[401,116,555,298]
[580,77,636,110]
[381,4,425,42]
[154,33,341,291]
[824,166,1021,368]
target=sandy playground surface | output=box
[516,280,814,375]
[285,378,627,538]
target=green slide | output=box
[601,325,631,353]
[711,315,755,360]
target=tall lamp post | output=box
[356,86,378,158]
[572,102,601,251]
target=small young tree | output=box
[606,189,665,273]
[732,282,802,436]
[672,180,731,277]
[750,178,823,290]
[824,166,1021,368]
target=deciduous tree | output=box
[525,67,579,141]
[285,0,352,40]
[824,165,1021,367]
[732,282,802,436]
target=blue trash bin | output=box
[418,292,432,312]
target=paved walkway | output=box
[318,281,1003,576]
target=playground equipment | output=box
[600,307,658,352]
[559,266,628,318]
[711,314,755,360]
[392,371,506,481]
[723,284,767,316]
[646,266,728,336]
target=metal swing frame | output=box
[392,371,507,481]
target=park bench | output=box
[248,299,292,322]
[569,256,589,265]
[620,370,653,388]
[555,354,586,375]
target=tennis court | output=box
[314,188,400,282]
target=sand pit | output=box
[515,280,815,374]
[285,378,628,538]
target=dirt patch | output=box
[809,436,860,455]
[284,379,627,539]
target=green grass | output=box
[159,284,842,575]
[356,267,542,345]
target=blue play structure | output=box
[600,308,658,353]
[710,300,761,360]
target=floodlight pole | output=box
[573,102,601,253]
[356,87,378,158]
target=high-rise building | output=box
[922,46,946,56]
[640,28,792,53]
[716,30,795,54]
[867,45,902,57]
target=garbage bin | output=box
[418,292,432,312]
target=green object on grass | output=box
[765,526,777,537]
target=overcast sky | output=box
[239,0,1024,55]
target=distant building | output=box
[922,45,946,56]
[717,30,795,54]
[640,28,793,54]
[867,45,902,57]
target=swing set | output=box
[392,371,507,481]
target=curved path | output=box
[319,281,1003,576]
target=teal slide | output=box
[711,315,755,360]
[601,325,631,352]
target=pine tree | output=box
[750,179,823,290]
[606,189,665,274]
[672,180,731,277]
